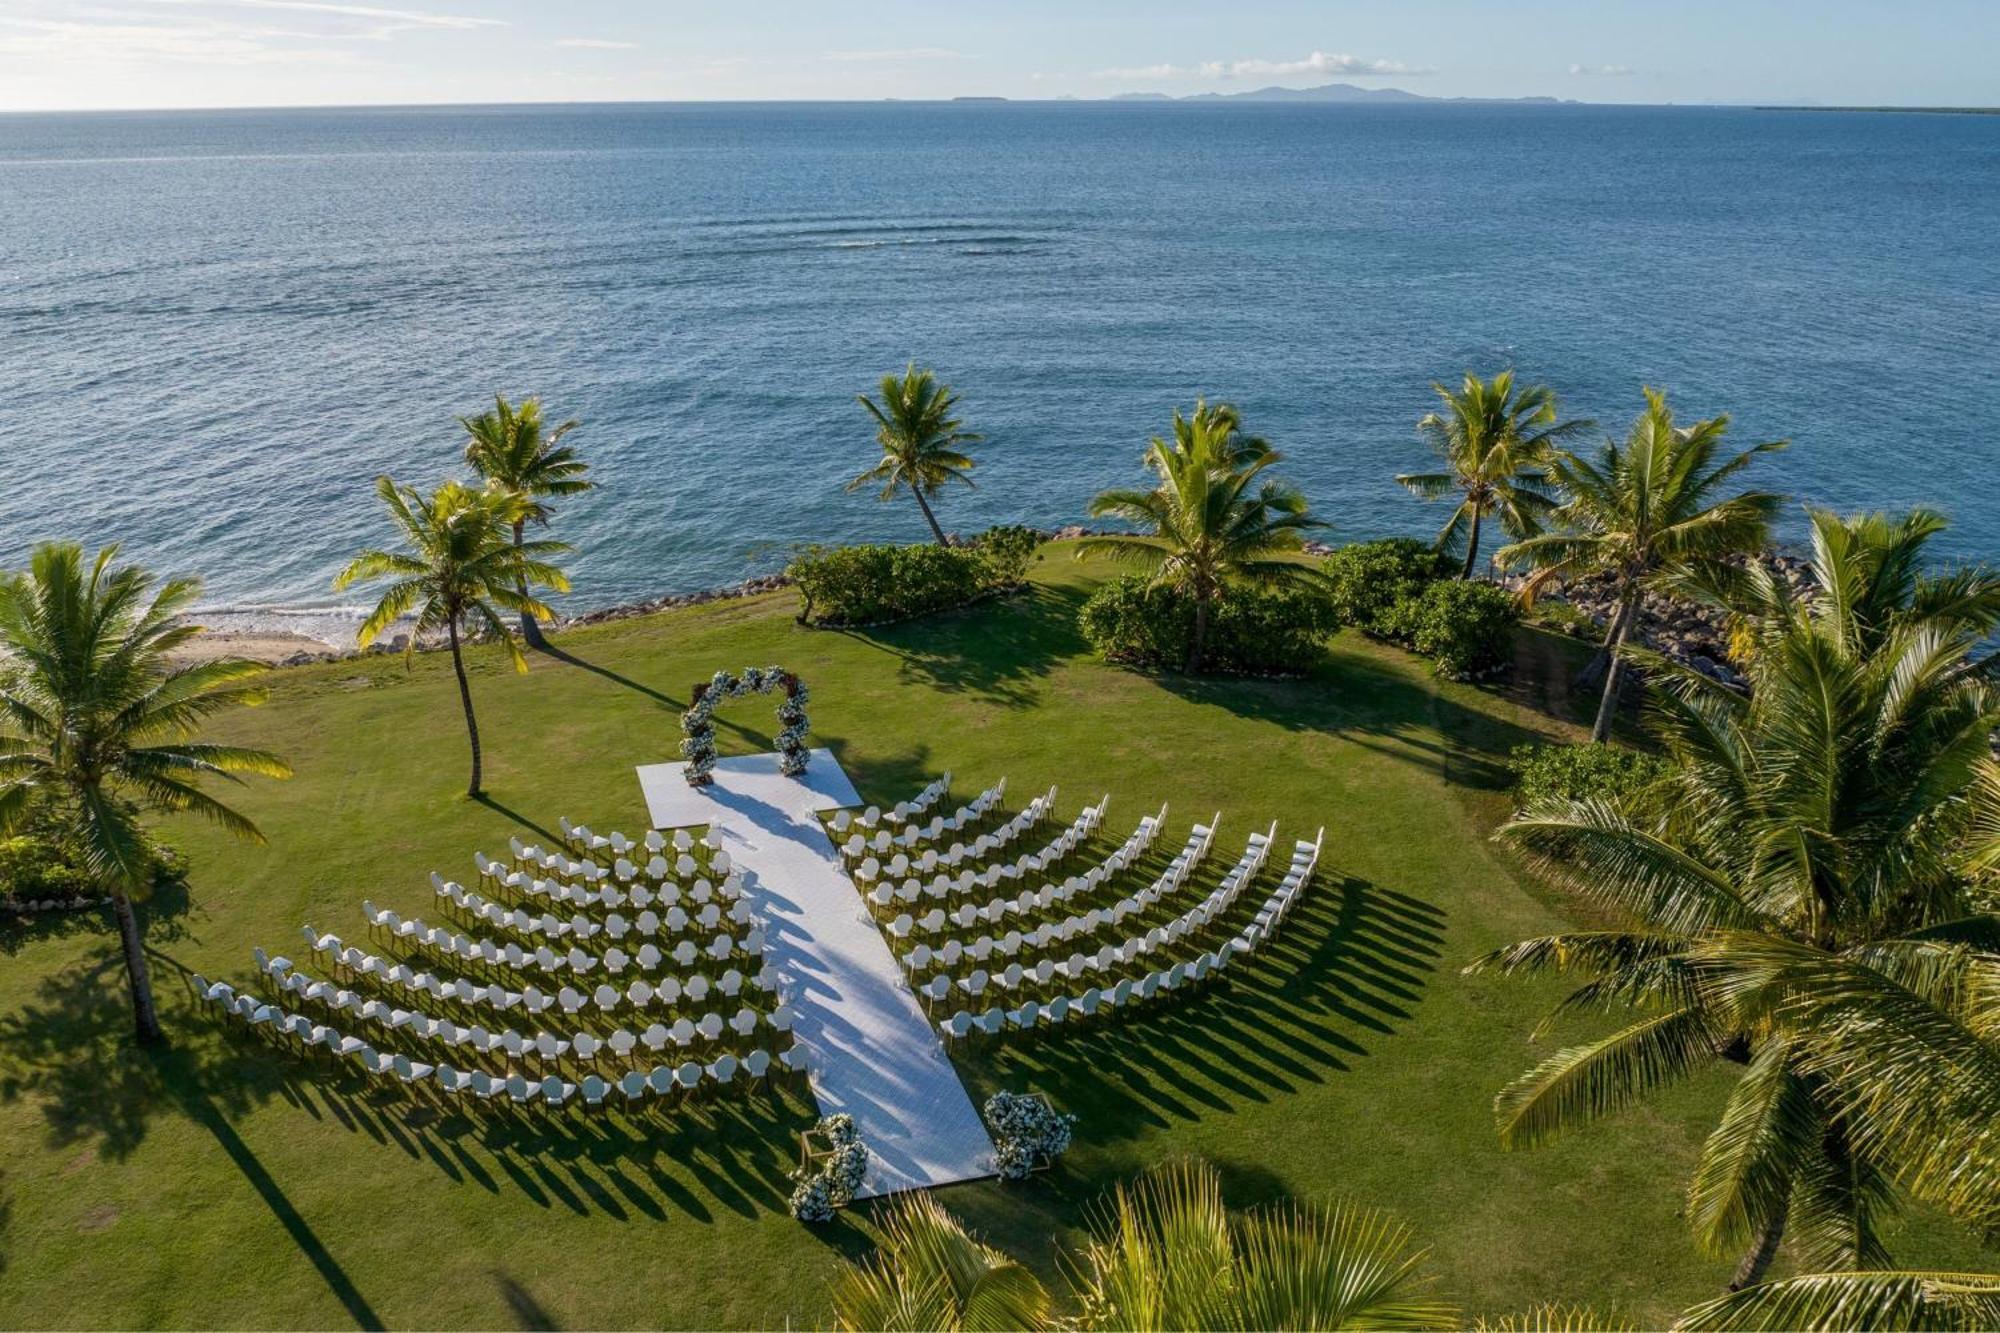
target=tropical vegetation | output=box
[333,476,570,797]
[1079,401,1326,673]
[850,363,984,546]
[1397,371,1591,579]
[831,1158,1454,1331]
[0,543,289,1043]
[1472,507,2000,1290]
[1320,537,1456,638]
[787,526,1042,627]
[1496,388,1787,742]
[460,394,594,649]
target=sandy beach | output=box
[166,628,342,666]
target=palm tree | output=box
[333,477,569,797]
[830,1191,1053,1331]
[850,363,983,546]
[1397,371,1592,579]
[461,395,593,650]
[1496,389,1786,742]
[830,1159,1455,1331]
[1079,402,1327,674]
[1675,1270,2000,1331]
[0,544,290,1044]
[1666,506,2000,667]
[1468,527,2000,1289]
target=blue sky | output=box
[1,0,1994,112]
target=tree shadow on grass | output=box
[952,873,1446,1148]
[491,1273,558,1331]
[254,1041,817,1227]
[822,584,1092,712]
[1147,639,1561,796]
[0,947,274,1161]
[531,643,686,711]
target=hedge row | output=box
[787,526,1043,626]
[1077,577,1340,675]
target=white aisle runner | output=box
[635,748,996,1198]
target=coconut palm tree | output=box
[461,395,593,650]
[1396,371,1592,579]
[1496,389,1786,742]
[1079,402,1327,673]
[829,1191,1053,1331]
[1675,1270,2000,1331]
[0,544,291,1044]
[1469,554,2000,1288]
[1666,506,2000,669]
[830,1159,1454,1332]
[333,477,569,797]
[850,364,983,546]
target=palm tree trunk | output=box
[1591,588,1638,744]
[513,517,546,650]
[1186,595,1209,674]
[1461,506,1483,579]
[1576,597,1632,691]
[112,888,163,1045]
[911,487,950,546]
[447,618,484,797]
[1728,1198,1789,1291]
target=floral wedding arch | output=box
[680,665,811,786]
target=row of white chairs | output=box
[263,943,775,1018]
[826,773,952,835]
[843,784,1055,869]
[198,983,800,1103]
[555,820,721,864]
[303,920,760,980]
[836,777,1008,853]
[863,792,1110,895]
[873,802,1175,922]
[479,848,735,895]
[222,966,790,1061]
[945,828,1319,1035]
[457,865,743,916]
[896,815,1219,973]
[419,881,751,941]
[938,947,1237,1041]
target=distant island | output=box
[1109,81,1573,105]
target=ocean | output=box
[2,101,1996,643]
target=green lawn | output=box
[0,553,1980,1328]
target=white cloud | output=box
[0,0,505,70]
[1093,50,1428,81]
[554,37,636,50]
[1569,63,1635,76]
[820,47,968,63]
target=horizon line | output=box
[4,94,1976,118]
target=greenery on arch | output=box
[679,665,811,786]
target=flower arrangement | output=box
[984,1091,1076,1180]
[789,1112,870,1222]
[680,665,812,787]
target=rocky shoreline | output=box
[176,532,1818,685]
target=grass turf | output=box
[0,552,1985,1328]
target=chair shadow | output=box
[949,872,1447,1149]
[532,642,686,711]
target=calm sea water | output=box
[2,102,1996,640]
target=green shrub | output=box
[1321,539,1455,637]
[0,797,188,903]
[1510,742,1670,810]
[1391,579,1520,678]
[1078,577,1338,675]
[971,525,1044,586]
[788,533,1034,627]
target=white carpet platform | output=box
[635,748,996,1197]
